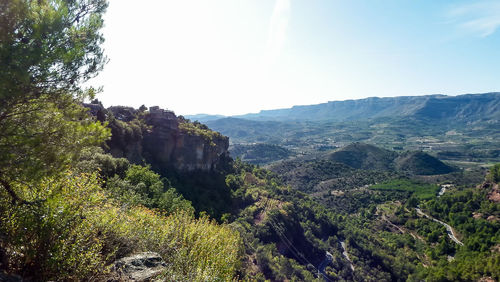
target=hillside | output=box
[3,99,498,281]
[3,2,498,280]
[229,143,293,165]
[271,143,454,175]
[205,96,500,165]
[324,143,398,170]
[395,151,456,175]
[325,143,456,175]
[268,143,456,199]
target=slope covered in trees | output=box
[268,143,456,196]
[1,1,499,281]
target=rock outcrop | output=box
[84,104,230,173]
[143,107,229,172]
[111,252,167,281]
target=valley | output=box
[1,98,498,281]
[195,93,500,168]
[2,2,499,281]
[184,93,500,281]
[96,103,500,281]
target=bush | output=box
[487,163,500,183]
[0,171,242,281]
[105,164,195,215]
[0,172,110,280]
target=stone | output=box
[84,104,230,173]
[112,252,167,281]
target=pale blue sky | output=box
[89,0,500,115]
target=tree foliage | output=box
[0,0,110,202]
[487,163,500,183]
[0,0,108,102]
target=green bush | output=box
[105,164,194,215]
[0,171,241,281]
[0,172,110,280]
[487,163,500,183]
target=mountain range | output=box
[186,93,500,166]
[188,92,500,123]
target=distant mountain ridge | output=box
[185,113,226,122]
[233,92,500,122]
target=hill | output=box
[229,143,293,165]
[395,151,456,175]
[323,143,456,175]
[324,143,397,170]
[268,143,456,194]
[205,94,500,165]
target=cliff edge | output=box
[85,103,230,173]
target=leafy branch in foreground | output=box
[0,0,110,202]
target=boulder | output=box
[112,252,167,281]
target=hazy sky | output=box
[89,0,500,116]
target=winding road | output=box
[340,241,355,272]
[317,240,355,281]
[318,251,333,280]
[415,208,464,246]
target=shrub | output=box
[105,164,195,215]
[0,171,242,281]
[487,163,500,183]
[0,172,110,280]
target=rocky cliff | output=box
[85,103,229,173]
[142,107,229,172]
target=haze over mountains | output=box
[186,92,500,167]
[188,92,500,123]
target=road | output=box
[415,208,464,246]
[318,251,333,280]
[340,241,355,272]
[317,240,355,281]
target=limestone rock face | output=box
[84,104,230,173]
[143,107,229,172]
[171,131,229,171]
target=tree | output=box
[0,0,108,102]
[487,163,500,183]
[0,0,109,203]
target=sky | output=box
[89,0,500,116]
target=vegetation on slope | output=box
[1,1,498,281]
[325,143,398,170]
[178,118,225,146]
[395,151,456,175]
[370,179,440,200]
[0,1,242,280]
[0,170,241,280]
[229,143,293,165]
